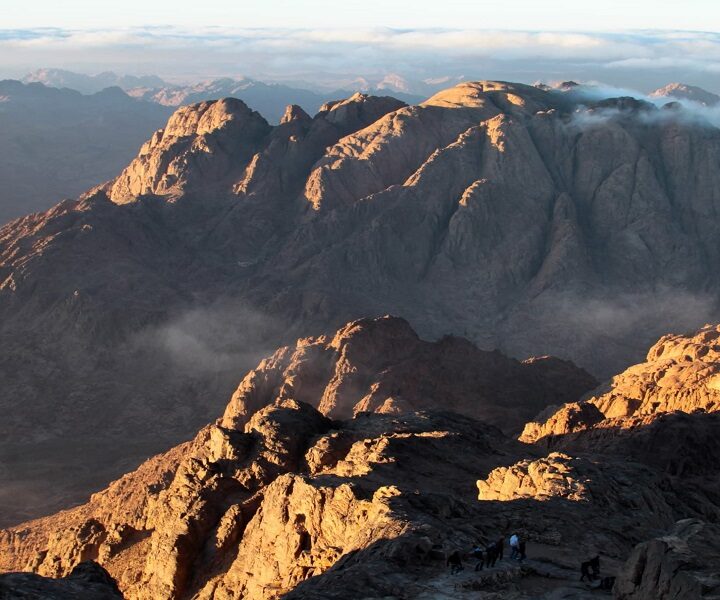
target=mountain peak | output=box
[108,98,271,203]
[280,103,311,124]
[650,82,720,106]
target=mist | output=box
[129,300,287,378]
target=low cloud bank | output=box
[2,27,720,93]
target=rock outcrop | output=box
[221,316,596,433]
[0,561,123,599]
[2,321,720,599]
[614,519,720,599]
[522,323,720,444]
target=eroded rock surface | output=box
[2,321,720,599]
[221,315,596,432]
[614,519,720,599]
[522,324,720,445]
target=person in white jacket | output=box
[510,533,520,560]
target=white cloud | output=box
[2,27,720,93]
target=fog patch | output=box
[130,300,286,377]
[552,288,719,342]
[558,82,720,131]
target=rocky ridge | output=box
[2,320,720,598]
[521,323,720,443]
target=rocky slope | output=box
[0,80,172,224]
[1,320,719,599]
[220,315,596,433]
[614,519,720,599]
[4,79,720,527]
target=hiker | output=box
[496,536,505,560]
[447,550,463,574]
[484,542,499,568]
[471,545,484,571]
[510,533,520,560]
[580,555,600,581]
[518,539,527,562]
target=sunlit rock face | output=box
[650,82,720,106]
[521,323,720,445]
[220,315,596,433]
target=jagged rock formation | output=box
[650,82,720,106]
[221,316,596,433]
[521,323,720,444]
[4,79,720,527]
[0,80,172,224]
[3,321,719,599]
[0,560,123,599]
[614,519,720,599]
[0,398,517,599]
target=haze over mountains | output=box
[4,2,720,595]
[0,80,172,224]
[0,70,427,225]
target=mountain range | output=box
[3,78,720,542]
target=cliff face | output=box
[220,316,596,433]
[3,80,720,527]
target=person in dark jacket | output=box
[447,550,463,574]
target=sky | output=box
[5,0,720,31]
[2,1,720,92]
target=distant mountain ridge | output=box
[127,76,424,122]
[23,68,167,94]
[0,79,172,224]
[650,82,720,106]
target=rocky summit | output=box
[1,318,719,598]
[4,79,720,530]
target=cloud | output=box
[2,27,720,93]
[129,300,286,377]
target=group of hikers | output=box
[447,538,614,590]
[446,533,527,574]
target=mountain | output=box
[650,82,720,106]
[127,77,424,123]
[3,80,720,529]
[1,318,718,599]
[0,80,172,224]
[23,69,167,95]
